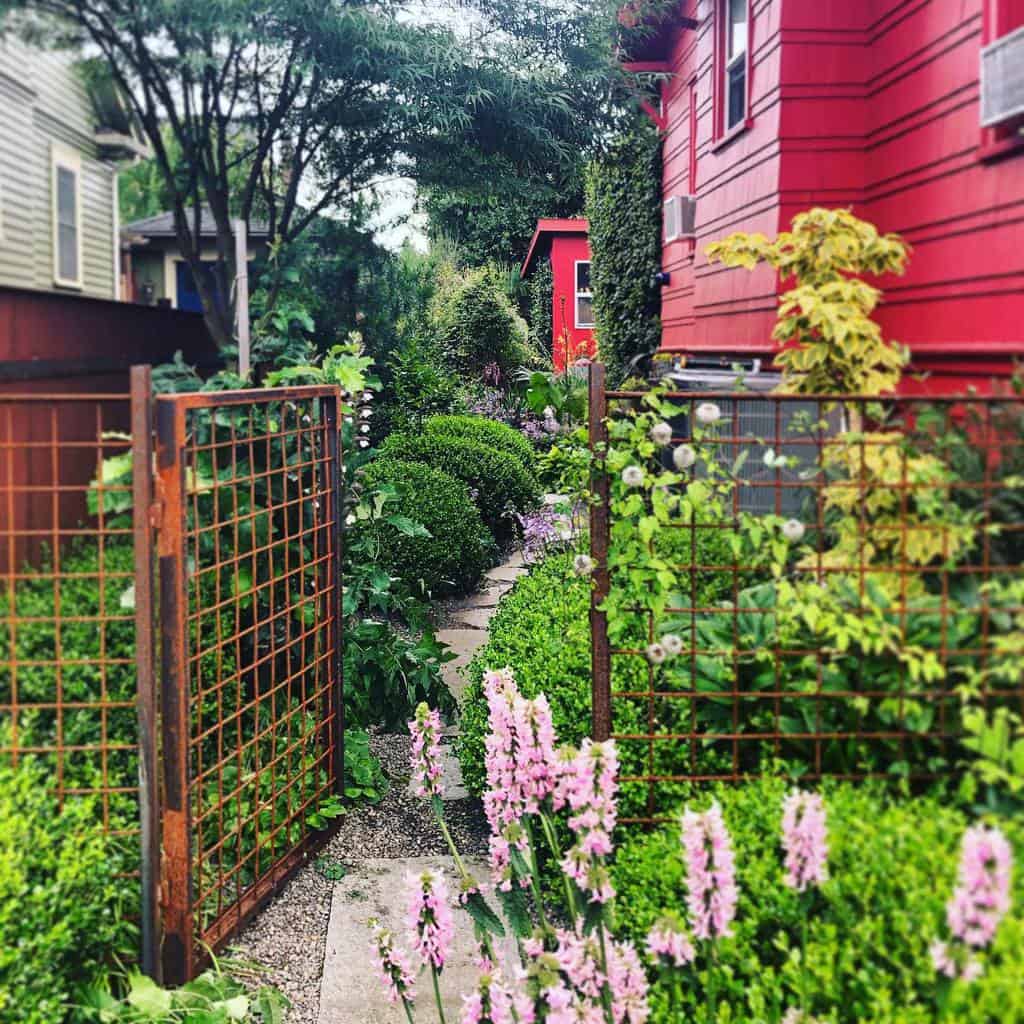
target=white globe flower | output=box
[782,519,806,543]
[673,444,697,471]
[573,554,595,577]
[662,633,683,657]
[646,642,667,666]
[695,402,722,426]
[345,513,356,526]
[360,423,370,434]
[362,391,374,401]
[360,408,373,419]
[621,465,645,488]
[649,421,673,446]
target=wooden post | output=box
[233,218,251,379]
[588,362,612,741]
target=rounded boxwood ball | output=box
[424,414,536,474]
[356,458,496,597]
[379,432,540,540]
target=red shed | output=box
[521,218,597,372]
[624,0,1024,394]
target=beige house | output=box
[0,36,144,300]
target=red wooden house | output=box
[624,0,1024,393]
[521,218,597,372]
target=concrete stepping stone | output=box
[318,857,490,1024]
[485,564,526,584]
[451,584,511,610]
[436,628,489,704]
[450,606,496,631]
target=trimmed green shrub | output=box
[612,778,1024,1024]
[379,432,540,539]
[425,414,537,474]
[584,119,662,385]
[0,760,135,1024]
[356,459,496,598]
[428,266,529,379]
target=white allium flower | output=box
[361,409,373,419]
[358,439,369,448]
[345,513,356,526]
[673,444,697,471]
[621,465,644,488]
[662,633,683,657]
[363,391,373,401]
[695,402,722,426]
[649,421,673,446]
[646,642,667,665]
[360,423,370,434]
[782,519,805,543]
[573,554,595,577]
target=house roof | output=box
[521,218,589,278]
[123,207,270,240]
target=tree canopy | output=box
[1,0,628,351]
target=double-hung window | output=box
[51,144,82,289]
[724,0,749,133]
[980,0,1024,156]
[575,261,594,329]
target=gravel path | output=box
[230,731,487,1024]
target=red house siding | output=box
[643,0,1024,393]
[521,220,597,371]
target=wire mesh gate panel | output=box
[156,385,343,982]
[588,365,1024,824]
[0,385,151,840]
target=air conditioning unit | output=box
[981,25,1024,127]
[664,195,697,242]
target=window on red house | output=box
[575,261,594,328]
[980,0,1024,152]
[724,0,748,131]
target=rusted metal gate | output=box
[0,372,345,986]
[154,385,343,983]
[588,363,1024,823]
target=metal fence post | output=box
[324,392,345,797]
[130,365,161,982]
[589,362,612,742]
[155,396,193,984]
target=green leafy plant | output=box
[706,207,911,397]
[80,960,288,1022]
[354,459,496,598]
[0,760,135,1024]
[379,432,540,540]
[343,729,389,802]
[584,119,662,386]
[612,778,1024,1024]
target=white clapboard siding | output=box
[0,35,116,299]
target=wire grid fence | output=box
[0,390,143,843]
[157,386,343,980]
[589,368,1024,824]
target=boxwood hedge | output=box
[424,414,537,474]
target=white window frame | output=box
[723,0,749,133]
[574,260,595,329]
[51,143,83,289]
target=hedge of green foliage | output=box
[455,550,736,818]
[428,266,529,379]
[584,119,662,385]
[425,414,537,474]
[0,761,135,1024]
[357,458,496,597]
[379,432,540,540]
[526,257,554,361]
[612,778,1024,1024]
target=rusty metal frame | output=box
[588,364,1024,823]
[156,384,343,983]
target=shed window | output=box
[575,261,594,328]
[724,0,748,132]
[52,146,82,288]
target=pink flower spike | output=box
[946,824,1013,949]
[407,868,456,971]
[370,918,416,1006]
[409,702,445,800]
[680,801,738,941]
[645,919,695,968]
[781,790,829,892]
